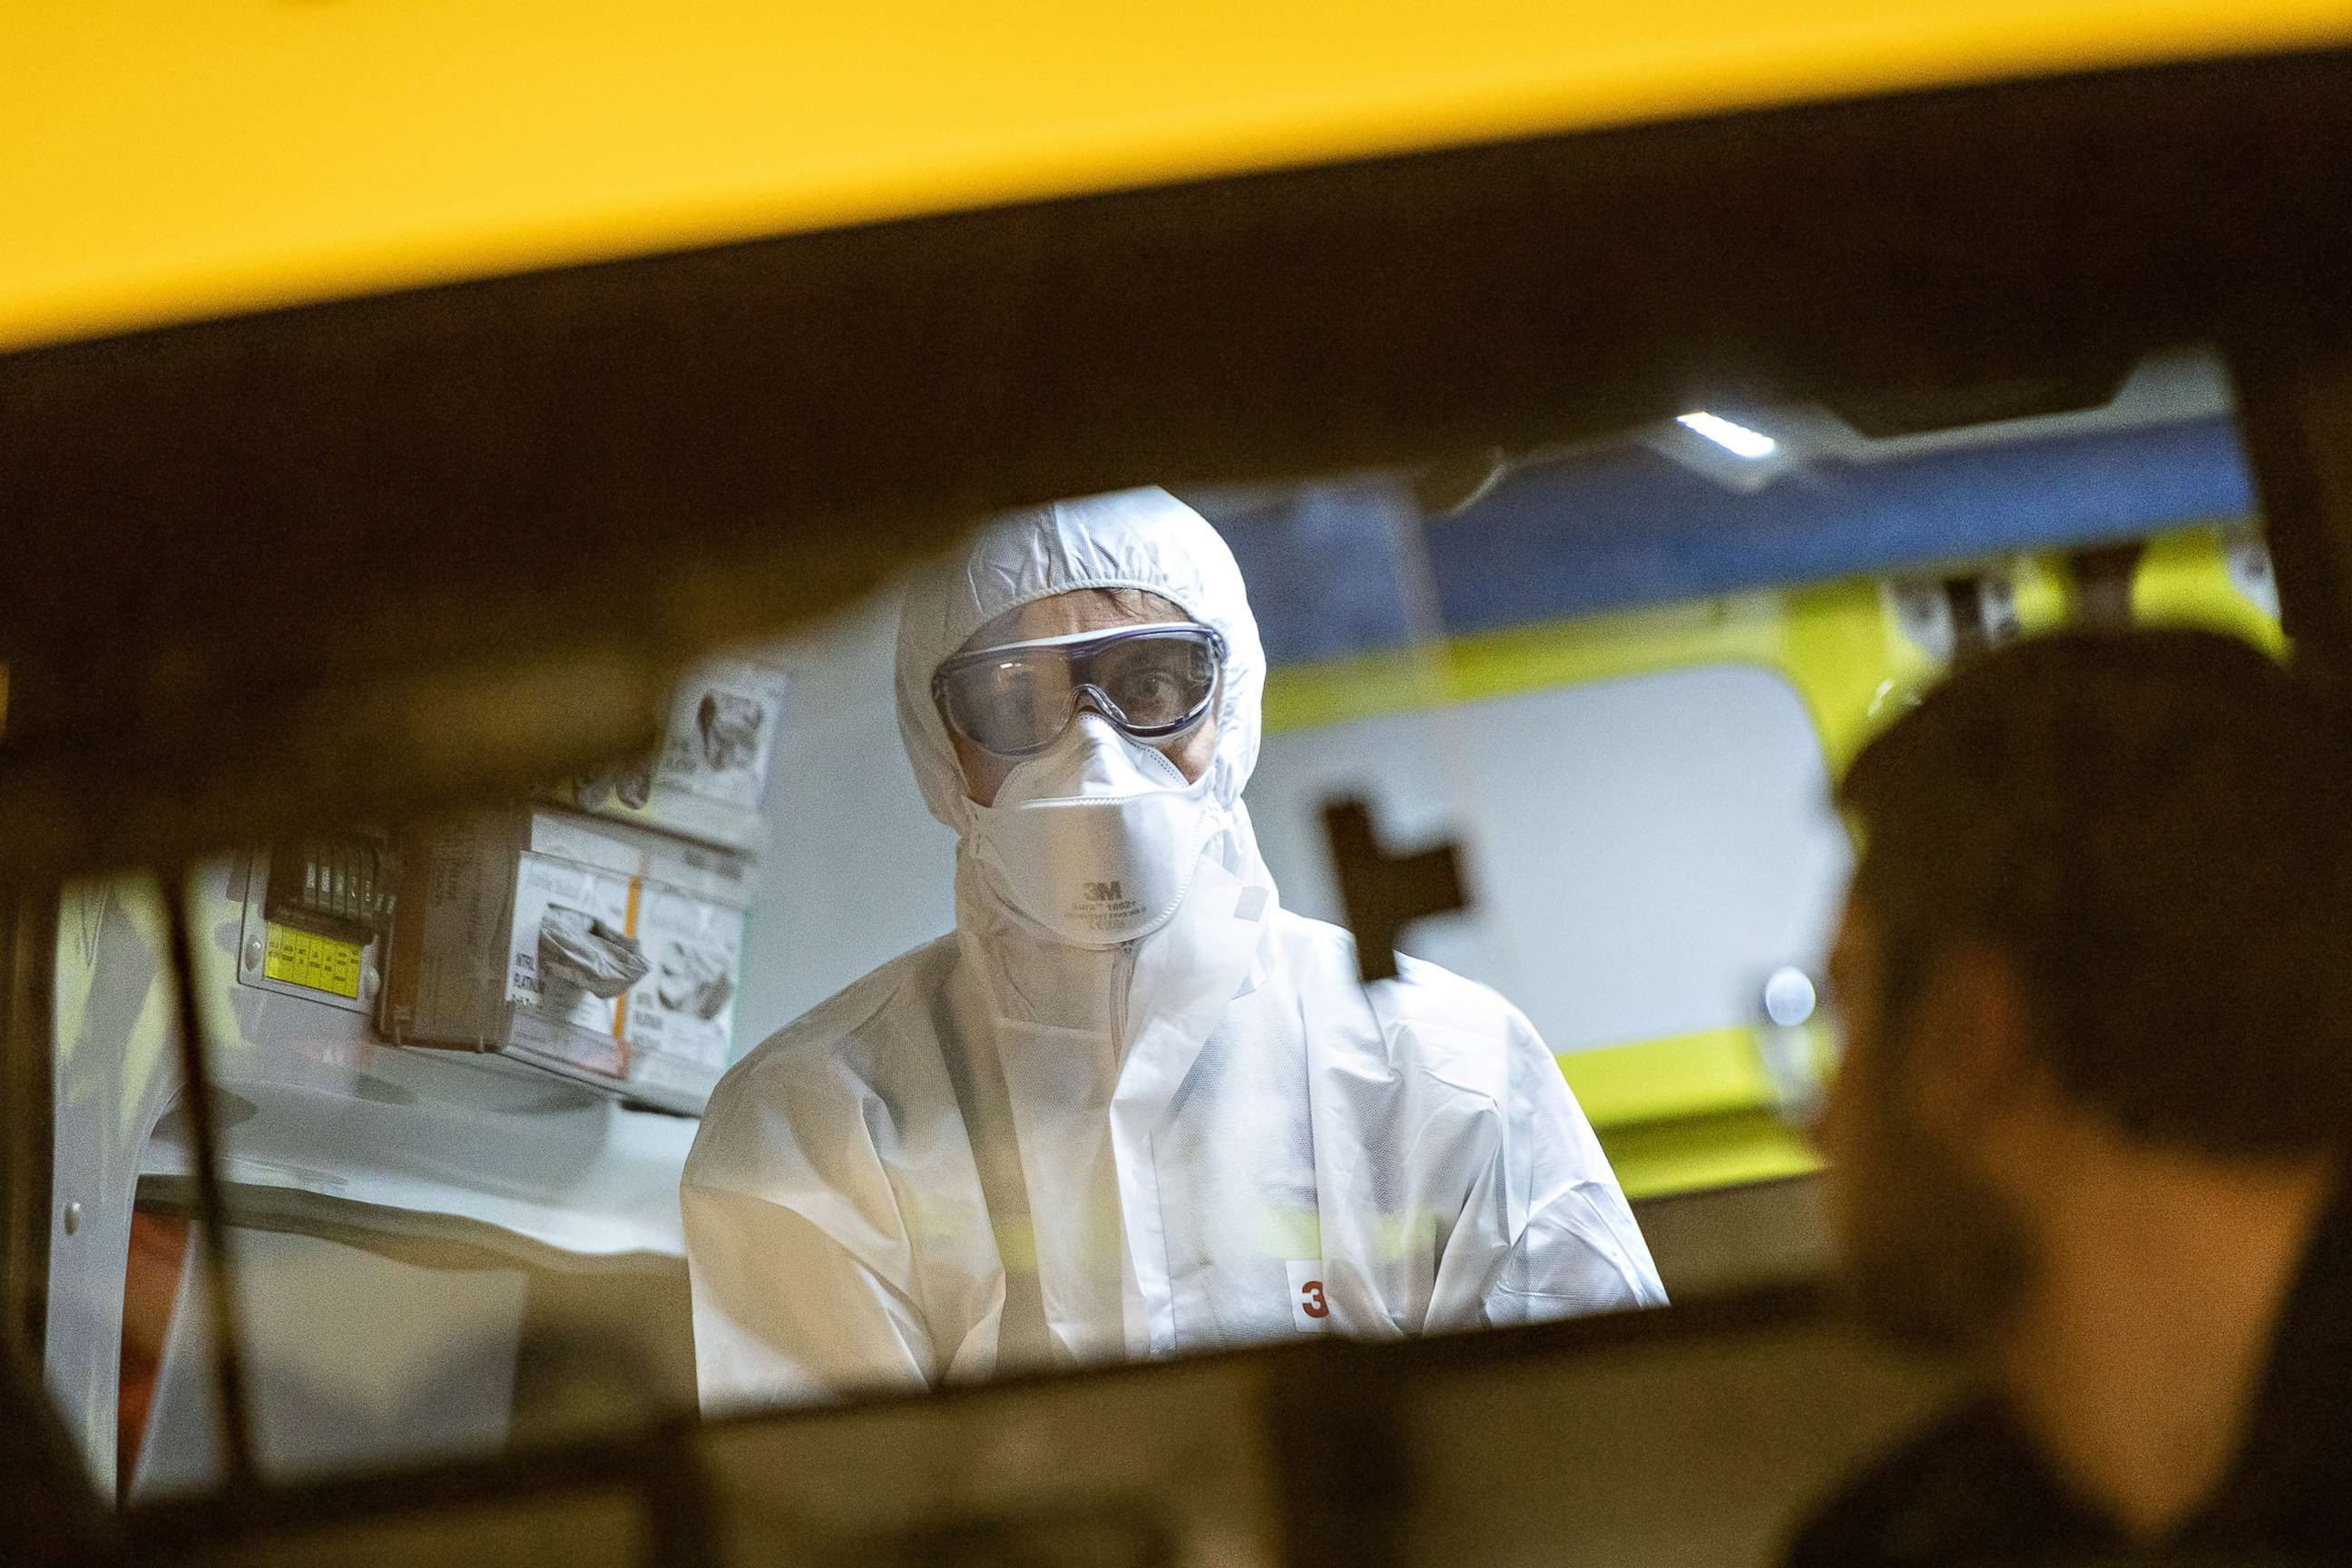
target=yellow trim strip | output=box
[1556,1028,1777,1127]
[12,6,2352,350]
[1600,1110,1821,1199]
[1556,1032,1824,1198]
[2134,524,2289,649]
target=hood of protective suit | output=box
[896,486,1266,835]
[896,488,1273,975]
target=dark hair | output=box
[1840,628,2352,1157]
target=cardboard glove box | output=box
[381,808,751,1112]
[549,654,789,855]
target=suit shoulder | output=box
[1274,910,1516,1012]
[1270,911,1534,1087]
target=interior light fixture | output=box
[1677,410,1778,458]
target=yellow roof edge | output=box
[6,6,2352,353]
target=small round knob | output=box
[1763,966,1817,1028]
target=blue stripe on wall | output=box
[1223,415,2256,666]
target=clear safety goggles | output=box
[932,622,1227,759]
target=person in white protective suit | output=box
[681,486,1663,1409]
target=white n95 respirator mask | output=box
[965,714,1220,947]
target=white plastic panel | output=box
[46,863,701,1493]
[131,1225,528,1497]
[1248,663,1852,1053]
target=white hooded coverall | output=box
[682,487,1663,1409]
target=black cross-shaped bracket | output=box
[1319,798,1471,984]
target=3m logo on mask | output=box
[1069,877,1144,932]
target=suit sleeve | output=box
[679,1057,939,1412]
[1475,1006,1668,1325]
[681,1181,936,1411]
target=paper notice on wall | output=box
[654,659,789,813]
[556,657,789,854]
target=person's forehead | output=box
[965,587,1191,652]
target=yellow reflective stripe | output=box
[993,1215,1040,1274]
[1264,592,1813,732]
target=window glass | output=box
[45,348,2282,1499]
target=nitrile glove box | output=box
[380,808,751,1112]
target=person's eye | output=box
[1126,671,1184,715]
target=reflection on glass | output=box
[50,348,2286,1494]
